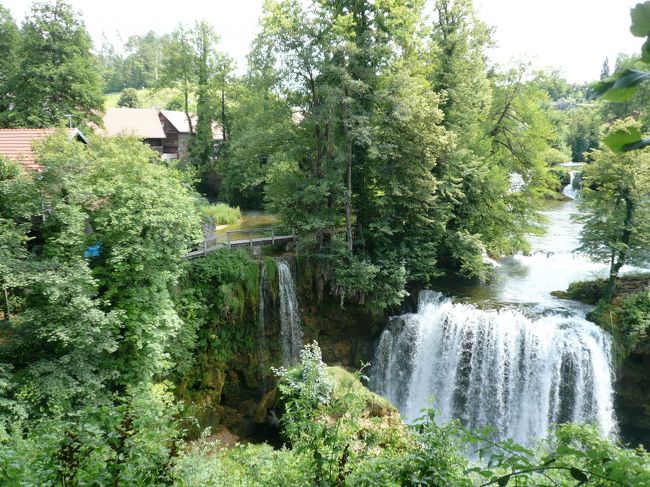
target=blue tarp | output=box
[83,242,102,258]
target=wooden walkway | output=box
[185,226,295,259]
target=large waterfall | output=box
[372,292,616,444]
[371,199,620,445]
[277,260,303,365]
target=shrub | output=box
[116,87,141,108]
[202,203,241,225]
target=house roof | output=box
[101,108,166,139]
[160,110,224,140]
[0,128,86,171]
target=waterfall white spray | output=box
[372,291,616,445]
[278,260,303,365]
[563,171,580,200]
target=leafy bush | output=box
[202,202,242,225]
[619,290,650,353]
[116,87,141,108]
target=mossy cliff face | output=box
[174,251,387,437]
[174,250,271,436]
[553,276,650,447]
[294,255,386,368]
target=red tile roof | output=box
[0,128,58,171]
[0,128,87,172]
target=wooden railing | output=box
[185,225,296,258]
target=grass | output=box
[104,87,189,110]
[202,203,242,225]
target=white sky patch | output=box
[3,0,643,82]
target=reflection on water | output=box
[217,211,280,235]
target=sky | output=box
[2,0,644,83]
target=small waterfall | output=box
[257,262,270,390]
[258,263,267,338]
[563,171,580,199]
[372,291,616,445]
[277,260,303,365]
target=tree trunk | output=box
[184,86,193,134]
[604,190,635,302]
[221,88,226,141]
[345,141,353,254]
[604,256,623,303]
[2,288,10,321]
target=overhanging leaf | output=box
[603,127,643,153]
[497,474,510,487]
[631,2,650,37]
[589,69,650,102]
[569,467,589,482]
[587,79,616,100]
[606,69,650,101]
[622,137,650,151]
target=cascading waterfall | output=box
[258,263,267,339]
[372,291,616,445]
[257,262,270,390]
[277,260,303,365]
[563,171,580,199]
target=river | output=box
[371,190,627,445]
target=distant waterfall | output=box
[277,260,303,365]
[563,171,580,199]
[372,292,616,445]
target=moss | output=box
[263,257,278,301]
[551,279,604,304]
[327,366,395,417]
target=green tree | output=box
[427,1,551,276]
[122,31,165,89]
[161,24,196,132]
[116,87,141,108]
[189,21,231,167]
[577,120,650,301]
[9,0,104,128]
[0,133,202,413]
[567,105,602,162]
[601,56,611,80]
[0,4,18,127]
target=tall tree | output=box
[578,120,650,301]
[259,0,453,307]
[161,24,196,132]
[427,1,550,276]
[600,56,611,80]
[0,5,18,127]
[9,0,103,128]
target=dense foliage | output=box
[1,1,649,485]
[0,134,201,416]
[0,1,103,128]
[577,120,650,300]
[217,0,560,310]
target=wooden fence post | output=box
[227,232,231,248]
[203,238,207,256]
[271,227,275,245]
